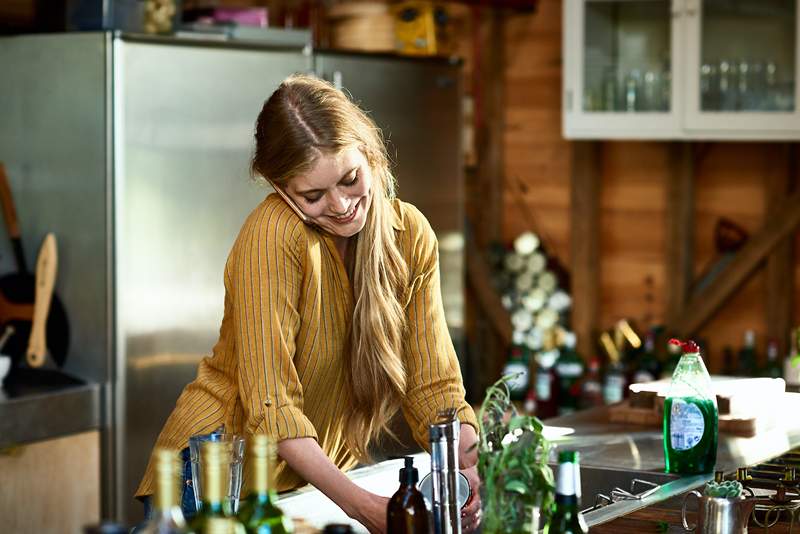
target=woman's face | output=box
[285,146,374,238]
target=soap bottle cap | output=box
[399,456,419,485]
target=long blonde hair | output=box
[251,74,409,460]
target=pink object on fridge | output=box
[212,8,268,27]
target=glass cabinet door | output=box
[584,1,672,112]
[685,0,800,134]
[564,0,682,138]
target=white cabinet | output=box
[563,0,800,139]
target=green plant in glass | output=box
[477,375,555,534]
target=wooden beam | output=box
[465,233,513,346]
[473,7,506,248]
[677,186,800,337]
[570,142,601,359]
[765,144,796,356]
[665,143,695,330]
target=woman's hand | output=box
[459,424,482,533]
[460,464,482,533]
[348,492,389,534]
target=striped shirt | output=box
[136,193,477,496]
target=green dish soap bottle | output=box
[663,339,718,474]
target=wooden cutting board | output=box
[609,377,788,437]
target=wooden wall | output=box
[501,0,800,371]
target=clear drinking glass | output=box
[189,433,246,513]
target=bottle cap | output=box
[558,450,579,463]
[399,456,419,485]
[682,340,700,354]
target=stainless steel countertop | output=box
[0,371,102,448]
[546,401,800,527]
[546,402,800,474]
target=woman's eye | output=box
[344,173,359,186]
[304,195,322,204]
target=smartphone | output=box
[267,179,313,225]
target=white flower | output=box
[501,432,519,447]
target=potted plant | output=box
[477,376,555,534]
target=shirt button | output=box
[265,399,272,407]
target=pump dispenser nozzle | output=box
[399,456,419,485]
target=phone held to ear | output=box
[267,179,313,225]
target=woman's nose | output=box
[329,193,350,215]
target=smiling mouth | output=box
[331,200,359,224]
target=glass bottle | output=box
[738,330,758,376]
[387,457,430,534]
[555,333,584,415]
[663,339,718,475]
[783,328,800,391]
[237,435,293,534]
[544,450,588,534]
[579,358,603,410]
[762,339,782,378]
[502,345,530,401]
[631,331,661,384]
[139,448,189,534]
[190,442,244,533]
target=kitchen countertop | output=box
[277,393,800,532]
[0,367,102,448]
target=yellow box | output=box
[392,1,437,56]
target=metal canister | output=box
[429,412,461,534]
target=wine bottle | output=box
[237,435,293,534]
[554,333,584,415]
[762,339,782,378]
[386,457,430,534]
[138,448,189,534]
[190,442,244,534]
[544,450,588,534]
[738,330,758,376]
[784,328,800,391]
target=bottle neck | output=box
[203,461,226,509]
[556,461,581,501]
[154,454,180,513]
[251,443,279,500]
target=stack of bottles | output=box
[138,435,293,534]
[503,320,672,419]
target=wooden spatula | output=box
[26,233,57,368]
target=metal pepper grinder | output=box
[429,410,461,534]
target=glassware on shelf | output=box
[624,69,642,112]
[602,67,618,112]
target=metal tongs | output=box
[581,479,660,514]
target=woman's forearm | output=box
[277,437,367,518]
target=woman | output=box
[136,74,481,533]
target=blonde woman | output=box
[135,74,480,533]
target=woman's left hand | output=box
[460,464,482,533]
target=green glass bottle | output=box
[237,435,293,534]
[663,339,718,475]
[545,450,588,534]
[190,442,244,534]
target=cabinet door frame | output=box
[563,0,685,139]
[682,0,800,138]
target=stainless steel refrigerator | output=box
[0,33,463,524]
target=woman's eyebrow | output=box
[295,166,358,195]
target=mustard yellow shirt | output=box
[136,193,477,497]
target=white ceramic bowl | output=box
[0,355,11,384]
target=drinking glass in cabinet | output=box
[700,0,796,112]
[582,0,671,112]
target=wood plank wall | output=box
[501,0,800,371]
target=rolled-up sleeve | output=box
[231,206,318,442]
[401,210,478,448]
